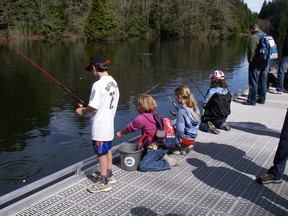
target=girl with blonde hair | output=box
[117,94,179,172]
[174,85,200,154]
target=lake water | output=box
[0,38,249,195]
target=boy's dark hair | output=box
[93,63,109,72]
[210,79,228,89]
[85,54,110,72]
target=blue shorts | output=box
[92,140,112,155]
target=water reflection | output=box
[0,38,248,195]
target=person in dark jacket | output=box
[270,36,288,94]
[244,24,269,105]
[256,108,288,184]
[199,70,232,135]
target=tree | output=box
[84,0,121,41]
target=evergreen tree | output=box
[84,0,121,41]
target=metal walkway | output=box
[1,90,288,216]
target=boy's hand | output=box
[116,132,122,137]
[75,108,85,116]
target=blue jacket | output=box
[175,106,200,144]
[203,87,228,107]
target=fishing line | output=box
[0,35,85,106]
[182,70,206,99]
[126,43,179,111]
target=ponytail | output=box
[175,85,200,118]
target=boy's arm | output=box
[75,106,97,116]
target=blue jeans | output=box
[248,61,269,104]
[138,148,170,172]
[277,56,288,92]
[200,117,227,132]
[267,109,288,179]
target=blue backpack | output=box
[256,32,278,60]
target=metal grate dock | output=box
[1,90,288,216]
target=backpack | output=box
[153,113,175,146]
[256,32,278,60]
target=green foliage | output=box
[259,0,288,38]
[115,1,149,37]
[0,0,256,40]
[39,1,68,38]
[84,0,121,41]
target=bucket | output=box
[118,142,143,171]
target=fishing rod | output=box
[0,35,85,107]
[126,43,179,111]
[142,83,160,94]
[183,70,206,99]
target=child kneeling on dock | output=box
[199,70,232,134]
[117,94,180,172]
[172,85,200,155]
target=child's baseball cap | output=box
[85,54,110,71]
[209,70,225,80]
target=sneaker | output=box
[207,121,220,134]
[220,122,231,131]
[108,176,117,184]
[182,145,193,154]
[169,146,181,155]
[256,174,282,184]
[163,154,180,167]
[91,172,98,178]
[172,149,181,155]
[270,89,283,95]
[92,174,117,184]
[87,182,112,193]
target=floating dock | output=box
[1,90,287,216]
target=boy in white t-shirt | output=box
[75,54,119,193]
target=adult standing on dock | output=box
[270,35,288,94]
[244,24,269,105]
[76,54,119,193]
[256,108,288,184]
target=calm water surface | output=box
[0,38,249,195]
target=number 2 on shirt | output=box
[109,91,115,109]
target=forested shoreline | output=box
[0,0,287,41]
[0,0,256,41]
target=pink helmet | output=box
[209,70,225,80]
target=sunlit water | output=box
[0,38,249,195]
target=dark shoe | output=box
[207,121,220,134]
[220,122,231,131]
[256,99,265,104]
[242,101,256,106]
[256,174,282,184]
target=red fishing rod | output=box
[0,35,85,108]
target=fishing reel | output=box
[170,110,177,116]
[76,103,84,109]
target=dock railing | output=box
[0,135,141,209]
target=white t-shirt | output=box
[88,75,119,141]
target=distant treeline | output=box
[0,0,257,41]
[258,0,288,40]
